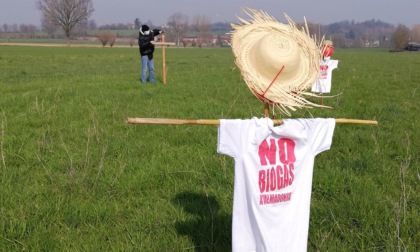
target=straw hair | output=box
[231,8,326,115]
[323,40,334,46]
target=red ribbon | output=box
[261,65,285,98]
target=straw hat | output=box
[231,8,325,115]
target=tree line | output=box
[307,19,420,50]
[1,0,419,50]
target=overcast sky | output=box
[1,0,419,28]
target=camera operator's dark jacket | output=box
[138,29,162,59]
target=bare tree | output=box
[41,16,58,38]
[95,32,117,47]
[191,15,211,33]
[96,32,108,47]
[10,24,18,33]
[88,19,97,30]
[305,22,327,42]
[19,24,38,38]
[107,33,116,47]
[391,24,410,50]
[410,24,420,43]
[167,12,189,46]
[192,15,212,47]
[37,0,94,41]
[144,20,155,29]
[134,18,141,30]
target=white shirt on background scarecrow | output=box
[311,56,339,93]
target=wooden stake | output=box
[126,118,221,125]
[162,34,166,85]
[126,117,378,125]
[264,103,269,117]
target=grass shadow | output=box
[172,192,231,252]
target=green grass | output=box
[0,46,419,251]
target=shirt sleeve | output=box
[217,119,243,158]
[309,118,336,155]
[330,60,338,70]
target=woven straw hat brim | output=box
[231,8,325,115]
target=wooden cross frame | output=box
[126,117,378,125]
[153,35,175,85]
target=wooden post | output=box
[154,39,174,85]
[162,34,167,85]
[125,117,378,125]
[264,103,270,118]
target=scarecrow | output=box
[219,9,337,251]
[126,7,377,252]
[311,40,339,94]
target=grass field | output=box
[0,45,419,251]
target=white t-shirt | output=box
[311,57,338,93]
[217,118,335,252]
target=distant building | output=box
[364,40,380,48]
[181,33,231,47]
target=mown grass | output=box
[0,45,419,251]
